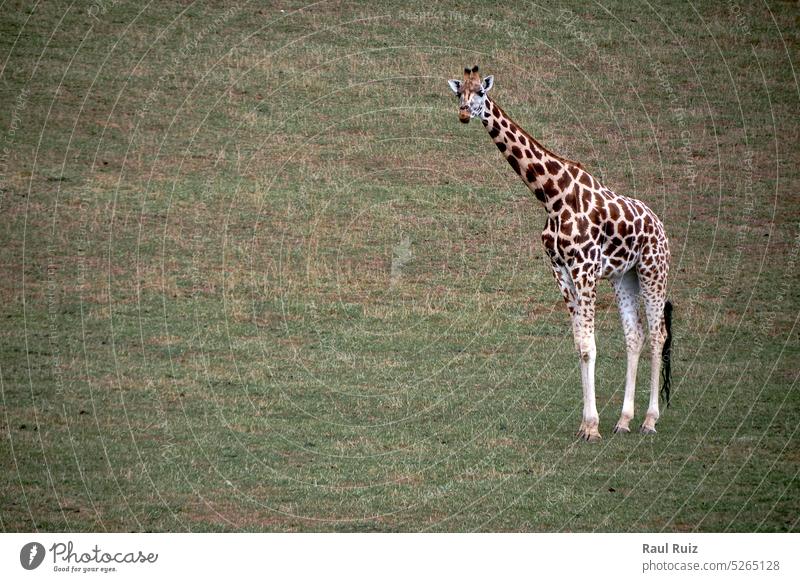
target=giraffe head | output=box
[448,65,494,124]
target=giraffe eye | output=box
[477,90,485,97]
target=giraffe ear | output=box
[482,75,494,92]
[447,79,462,94]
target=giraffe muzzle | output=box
[459,108,470,123]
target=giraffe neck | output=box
[481,98,581,212]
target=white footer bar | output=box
[1,533,796,581]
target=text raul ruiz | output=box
[643,543,699,554]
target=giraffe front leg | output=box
[573,274,600,442]
[575,329,600,442]
[549,260,600,441]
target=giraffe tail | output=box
[660,300,674,407]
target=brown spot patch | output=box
[543,178,558,198]
[564,190,576,211]
[575,215,589,236]
[622,201,634,221]
[545,160,561,174]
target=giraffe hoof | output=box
[613,424,631,434]
[576,424,602,442]
[639,425,657,435]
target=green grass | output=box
[1,0,798,532]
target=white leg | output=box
[578,330,599,436]
[548,260,599,441]
[611,270,644,434]
[572,269,600,442]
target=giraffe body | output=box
[449,67,672,440]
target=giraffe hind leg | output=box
[611,269,644,434]
[638,268,668,435]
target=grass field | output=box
[1,0,798,532]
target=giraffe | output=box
[448,66,673,441]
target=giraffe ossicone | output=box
[448,67,673,441]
